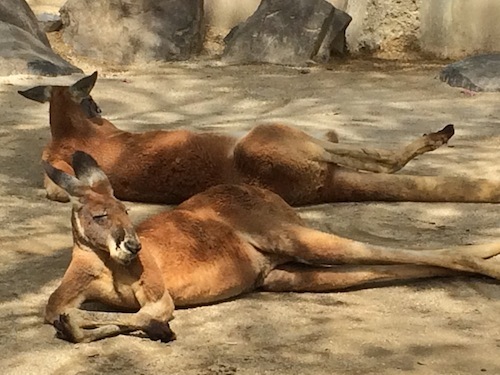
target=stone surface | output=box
[25,0,63,14]
[440,54,500,92]
[0,0,50,46]
[37,12,62,32]
[0,0,81,76]
[204,0,260,31]
[211,0,500,60]
[60,0,204,65]
[0,21,81,76]
[342,0,421,58]
[26,0,500,60]
[222,0,352,66]
[421,0,500,59]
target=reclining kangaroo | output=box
[44,152,500,343]
[20,72,500,206]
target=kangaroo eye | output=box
[93,214,108,221]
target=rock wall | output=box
[25,0,62,14]
[205,0,421,58]
[204,0,260,31]
[420,0,500,59]
[60,0,204,64]
[205,0,500,59]
[341,0,421,58]
[25,0,500,61]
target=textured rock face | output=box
[222,0,352,66]
[60,0,204,64]
[440,54,500,92]
[421,0,500,59]
[343,0,421,58]
[0,0,81,76]
[205,0,421,59]
[37,12,62,33]
[0,0,50,46]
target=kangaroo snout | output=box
[124,238,142,254]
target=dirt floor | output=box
[1,60,500,374]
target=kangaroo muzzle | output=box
[124,237,142,254]
[109,232,142,265]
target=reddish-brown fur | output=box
[19,73,500,206]
[44,86,237,203]
[44,153,500,343]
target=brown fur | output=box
[20,73,500,206]
[44,153,500,343]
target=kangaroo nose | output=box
[124,238,142,254]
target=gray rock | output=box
[440,54,500,92]
[222,0,352,66]
[0,0,81,76]
[37,12,63,33]
[0,0,50,47]
[60,0,204,64]
[0,22,82,76]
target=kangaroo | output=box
[20,72,500,206]
[43,152,500,343]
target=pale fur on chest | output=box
[90,265,142,310]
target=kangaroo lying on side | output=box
[43,152,500,343]
[20,72,500,206]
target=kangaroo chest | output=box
[91,267,141,310]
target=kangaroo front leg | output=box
[313,124,454,173]
[53,294,176,343]
[262,263,463,292]
[45,256,96,324]
[53,314,131,343]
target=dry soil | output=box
[0,60,499,375]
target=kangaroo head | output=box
[18,72,102,119]
[43,151,141,265]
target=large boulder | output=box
[440,54,500,92]
[222,0,352,66]
[0,0,49,46]
[60,0,204,64]
[0,0,81,76]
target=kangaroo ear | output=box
[71,151,113,195]
[42,161,87,198]
[18,85,53,103]
[69,71,98,100]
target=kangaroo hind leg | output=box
[275,225,500,279]
[313,124,454,173]
[234,123,455,205]
[262,263,461,292]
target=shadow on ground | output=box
[1,64,499,374]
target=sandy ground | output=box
[1,61,500,374]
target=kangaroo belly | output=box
[138,210,276,307]
[163,253,264,307]
[110,132,238,204]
